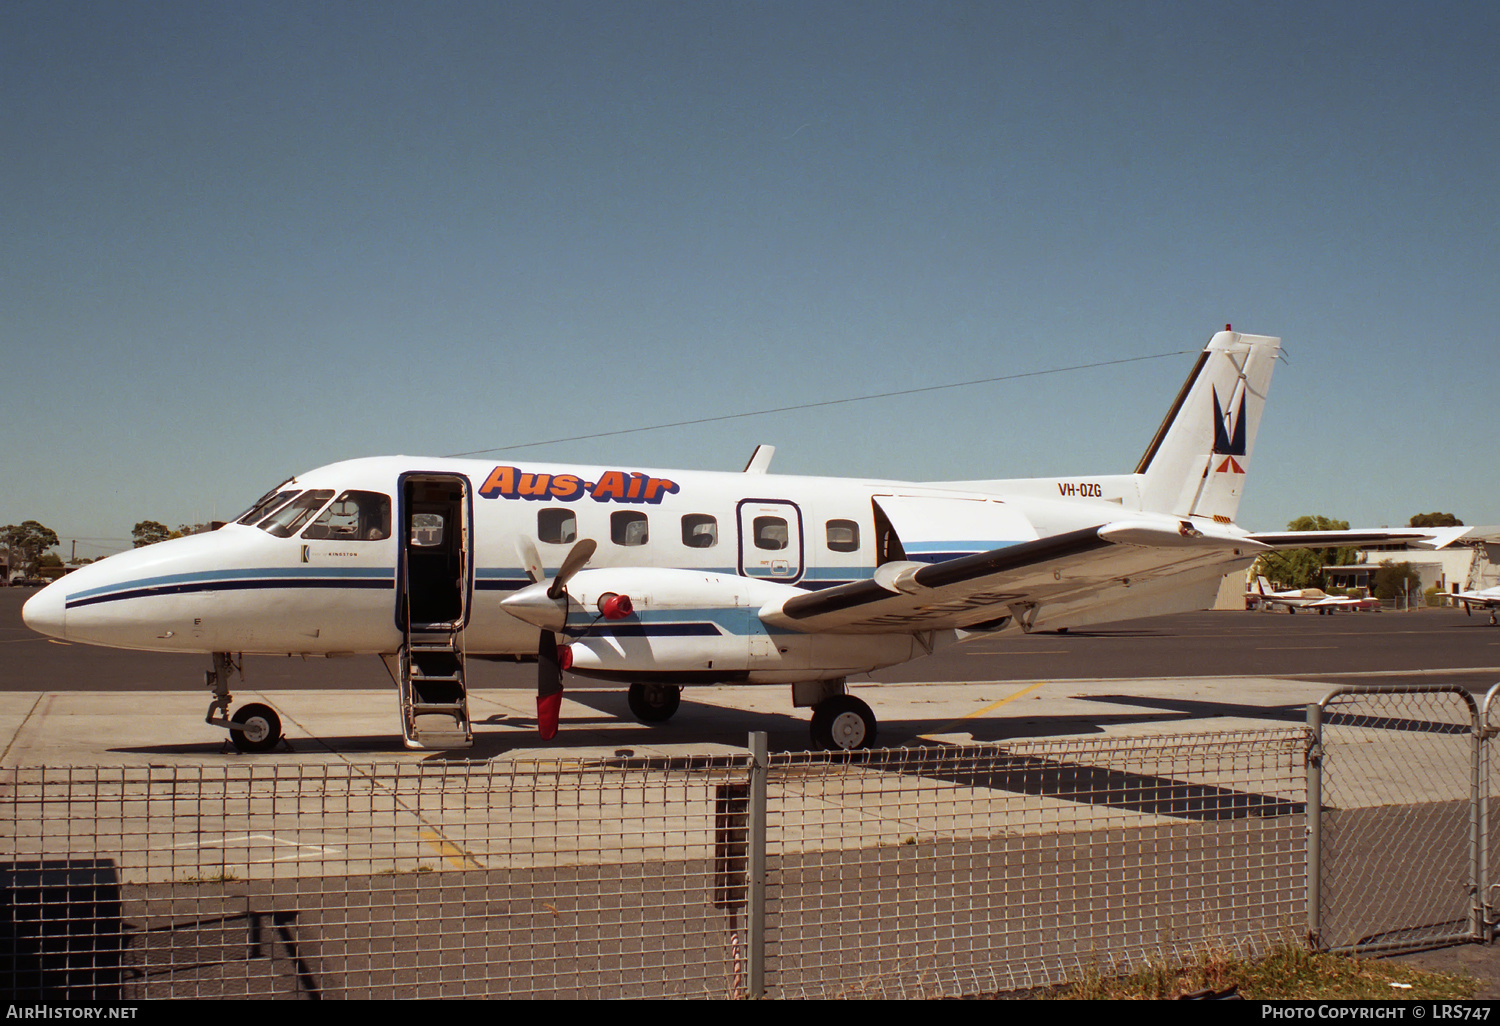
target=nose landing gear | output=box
[204,652,285,753]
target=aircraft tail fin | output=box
[1256,575,1272,595]
[1134,328,1281,522]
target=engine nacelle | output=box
[553,568,921,683]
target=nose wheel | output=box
[230,703,283,753]
[204,652,284,753]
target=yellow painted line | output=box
[919,680,1047,740]
[418,829,483,870]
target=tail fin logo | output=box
[1212,388,1247,457]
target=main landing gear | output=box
[795,680,878,751]
[810,695,877,751]
[627,683,682,723]
[205,652,285,753]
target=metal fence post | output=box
[1306,702,1323,949]
[1474,698,1487,942]
[747,731,768,998]
[1483,685,1500,941]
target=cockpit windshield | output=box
[258,490,334,538]
[235,487,300,526]
[301,491,392,541]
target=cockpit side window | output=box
[259,490,334,538]
[301,491,392,541]
[236,489,300,526]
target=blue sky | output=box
[4,1,1496,558]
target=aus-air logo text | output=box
[479,465,680,504]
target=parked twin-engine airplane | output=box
[22,328,1439,752]
[1251,576,1382,614]
[1451,586,1500,624]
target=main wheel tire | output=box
[810,695,877,751]
[627,683,682,723]
[230,703,282,753]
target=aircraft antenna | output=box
[445,348,1195,459]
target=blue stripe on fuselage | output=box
[64,567,395,609]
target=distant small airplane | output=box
[22,327,1443,752]
[1251,576,1380,614]
[1451,586,1500,624]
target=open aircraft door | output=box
[871,495,1040,565]
[737,498,803,585]
[393,472,475,748]
[397,473,473,631]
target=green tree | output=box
[132,521,172,548]
[1253,515,1360,591]
[1372,560,1423,604]
[2,521,60,577]
[1409,512,1464,527]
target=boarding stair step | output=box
[399,629,472,749]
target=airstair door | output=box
[398,474,473,630]
[394,473,474,749]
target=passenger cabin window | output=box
[826,519,860,552]
[302,491,391,541]
[409,512,446,547]
[753,516,788,550]
[237,489,300,526]
[538,508,577,544]
[259,490,334,538]
[611,511,649,546]
[681,514,717,548]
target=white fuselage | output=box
[22,454,1219,683]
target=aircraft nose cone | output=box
[21,582,67,640]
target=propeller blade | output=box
[537,630,563,740]
[548,538,597,599]
[516,537,545,585]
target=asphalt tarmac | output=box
[8,587,1500,994]
[5,587,1500,764]
[10,588,1500,694]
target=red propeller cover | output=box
[598,593,633,620]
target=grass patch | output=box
[1054,944,1477,1000]
[179,871,239,884]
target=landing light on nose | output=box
[21,582,67,640]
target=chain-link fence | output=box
[761,734,1306,997]
[1,731,1309,1000]
[2,759,752,999]
[1308,685,1487,955]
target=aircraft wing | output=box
[759,520,1263,635]
[1454,589,1500,609]
[1246,529,1441,549]
[1305,595,1363,609]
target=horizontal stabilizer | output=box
[1247,529,1440,550]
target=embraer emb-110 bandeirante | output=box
[22,328,1441,752]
